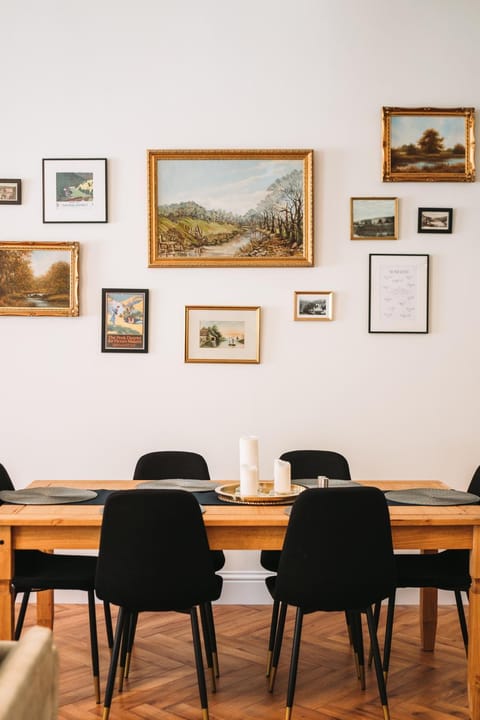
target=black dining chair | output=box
[0,462,112,703]
[131,450,224,682]
[380,464,480,673]
[261,450,352,676]
[266,486,396,720]
[95,489,223,720]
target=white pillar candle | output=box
[274,458,291,494]
[239,435,259,468]
[240,463,258,497]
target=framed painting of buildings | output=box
[148,149,313,267]
[185,305,260,363]
[351,197,398,240]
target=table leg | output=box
[420,587,437,651]
[0,526,14,640]
[36,589,54,629]
[468,526,480,719]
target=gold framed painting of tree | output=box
[148,149,313,267]
[382,107,475,182]
[0,241,79,316]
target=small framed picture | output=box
[369,254,429,334]
[42,158,107,223]
[185,305,260,363]
[101,289,149,353]
[294,291,333,321]
[418,207,453,234]
[0,179,21,205]
[351,197,398,240]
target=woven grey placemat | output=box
[385,488,480,506]
[136,479,218,492]
[0,487,98,505]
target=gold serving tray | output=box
[215,481,305,505]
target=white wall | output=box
[1,0,479,603]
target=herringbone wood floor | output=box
[24,603,469,719]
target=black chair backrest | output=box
[279,450,351,481]
[0,464,14,491]
[95,490,219,612]
[275,486,396,612]
[133,451,210,481]
[468,466,480,496]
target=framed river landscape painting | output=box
[0,241,79,316]
[148,149,313,267]
[382,107,475,182]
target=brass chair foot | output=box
[212,650,220,678]
[285,706,292,720]
[383,704,390,720]
[94,675,101,704]
[102,707,110,720]
[266,650,273,677]
[202,708,209,720]
[268,666,277,693]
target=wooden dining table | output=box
[1,478,480,717]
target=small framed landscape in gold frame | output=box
[0,241,79,316]
[351,197,398,240]
[294,291,333,321]
[101,289,149,353]
[185,306,260,363]
[382,107,475,182]
[148,149,313,267]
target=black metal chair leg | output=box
[382,592,396,681]
[104,601,114,650]
[124,611,138,679]
[368,601,382,668]
[200,602,216,692]
[117,610,132,692]
[454,589,468,654]
[269,600,288,693]
[365,605,390,720]
[14,591,31,640]
[266,598,280,677]
[102,607,127,720]
[205,601,220,678]
[87,589,101,703]
[285,608,304,720]
[190,606,210,720]
[351,610,365,690]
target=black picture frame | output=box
[0,179,21,205]
[369,254,429,334]
[417,207,453,234]
[101,289,149,353]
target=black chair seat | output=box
[13,552,98,592]
[395,550,470,591]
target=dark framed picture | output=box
[369,254,429,334]
[0,241,79,316]
[382,107,475,182]
[418,207,453,234]
[148,149,313,267]
[350,197,398,240]
[294,291,333,320]
[0,179,21,205]
[101,289,149,353]
[42,158,108,223]
[185,305,260,363]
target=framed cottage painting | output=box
[382,107,475,182]
[185,305,260,363]
[148,149,313,267]
[0,241,79,316]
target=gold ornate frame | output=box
[382,107,475,182]
[0,241,79,317]
[148,149,313,267]
[185,305,260,363]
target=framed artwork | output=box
[369,254,429,334]
[382,107,475,182]
[148,149,313,267]
[294,291,333,321]
[101,289,149,353]
[350,197,398,240]
[42,158,108,223]
[418,207,453,234]
[185,305,261,363]
[0,179,21,205]
[0,241,79,316]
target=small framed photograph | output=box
[369,254,429,334]
[418,207,453,234]
[294,291,333,321]
[351,197,398,240]
[148,149,313,267]
[382,106,475,182]
[0,179,21,205]
[185,306,260,363]
[101,289,149,353]
[42,158,107,223]
[0,241,79,316]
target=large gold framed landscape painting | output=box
[382,107,475,182]
[148,149,313,267]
